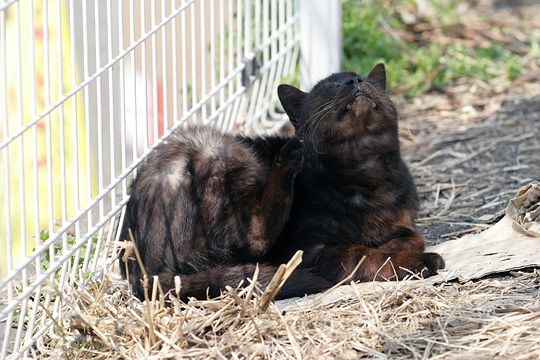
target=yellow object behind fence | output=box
[0,1,90,278]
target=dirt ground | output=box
[403,85,540,245]
[397,0,540,246]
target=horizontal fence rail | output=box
[0,0,300,358]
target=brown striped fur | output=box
[119,126,332,300]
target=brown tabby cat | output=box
[119,126,333,300]
[119,64,444,301]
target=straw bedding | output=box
[38,268,540,359]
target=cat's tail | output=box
[127,264,333,301]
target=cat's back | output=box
[133,126,264,195]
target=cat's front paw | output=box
[276,138,304,174]
[418,252,445,277]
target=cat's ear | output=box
[278,84,307,124]
[367,63,386,93]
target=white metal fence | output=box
[0,0,340,358]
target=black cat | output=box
[119,64,444,301]
[271,63,444,283]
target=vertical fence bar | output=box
[218,0,225,127]
[106,0,116,215]
[255,0,260,48]
[0,0,8,273]
[227,0,233,99]
[23,4,40,342]
[262,0,269,63]
[271,0,286,100]
[171,0,179,125]
[118,0,127,195]
[69,0,80,215]
[222,0,234,129]
[161,0,169,131]
[151,0,159,144]
[56,0,72,297]
[181,0,188,119]
[209,0,216,114]
[67,0,82,285]
[282,0,293,79]
[141,0,150,150]
[43,0,55,260]
[82,0,92,214]
[0,4,13,358]
[94,0,104,223]
[24,0,44,353]
[41,0,58,342]
[57,0,66,232]
[235,0,242,92]
[15,0,27,264]
[200,0,207,121]
[244,0,251,60]
[245,0,259,130]
[189,1,197,124]
[129,0,138,160]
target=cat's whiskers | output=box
[302,97,350,153]
[302,100,334,134]
[294,101,331,153]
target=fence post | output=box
[299,0,342,90]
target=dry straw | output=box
[36,252,540,360]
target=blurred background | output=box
[343,0,539,98]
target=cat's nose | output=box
[345,76,362,86]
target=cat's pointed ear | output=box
[278,84,307,124]
[367,63,386,93]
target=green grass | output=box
[342,0,526,98]
[37,231,99,281]
[9,232,100,326]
